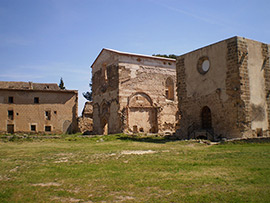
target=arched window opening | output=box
[165,77,174,101]
[201,106,212,129]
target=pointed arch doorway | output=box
[201,106,212,129]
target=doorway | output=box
[7,124,14,134]
[201,106,212,129]
[101,118,108,135]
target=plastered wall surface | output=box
[0,89,78,134]
[247,39,269,130]
[185,41,228,101]
[176,37,270,140]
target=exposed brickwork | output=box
[176,57,187,133]
[262,44,270,132]
[92,48,177,135]
[225,38,241,136]
[237,38,251,134]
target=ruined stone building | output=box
[0,81,78,134]
[176,36,270,140]
[78,101,93,133]
[91,48,177,135]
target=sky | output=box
[0,0,270,115]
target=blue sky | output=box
[0,0,269,115]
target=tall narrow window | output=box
[34,97,39,104]
[102,63,108,81]
[8,97,14,103]
[45,111,51,120]
[8,110,14,120]
[165,77,174,100]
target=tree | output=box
[83,82,92,101]
[59,77,65,89]
[152,54,178,59]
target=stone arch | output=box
[127,92,157,133]
[127,92,153,107]
[165,77,174,100]
[201,106,212,129]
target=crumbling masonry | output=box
[91,49,177,135]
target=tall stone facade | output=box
[92,49,177,135]
[0,81,78,134]
[176,37,270,140]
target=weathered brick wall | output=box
[262,44,270,133]
[92,63,120,134]
[224,38,242,137]
[92,49,177,135]
[118,61,177,134]
[237,38,251,136]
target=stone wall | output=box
[78,102,93,134]
[118,59,177,134]
[176,37,270,139]
[262,44,270,133]
[92,62,120,134]
[91,49,177,135]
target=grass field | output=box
[0,134,270,202]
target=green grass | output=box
[0,134,270,202]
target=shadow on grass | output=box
[117,135,179,144]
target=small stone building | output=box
[0,81,78,134]
[176,36,270,140]
[91,48,177,135]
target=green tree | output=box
[83,82,92,101]
[59,77,65,89]
[152,54,178,59]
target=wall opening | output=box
[34,97,39,104]
[133,125,138,133]
[8,110,14,120]
[45,126,51,132]
[256,128,263,137]
[7,124,14,134]
[101,118,108,135]
[201,106,212,129]
[165,77,174,100]
[31,125,36,132]
[8,96,14,103]
[103,123,108,135]
[45,111,51,120]
[102,63,108,82]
